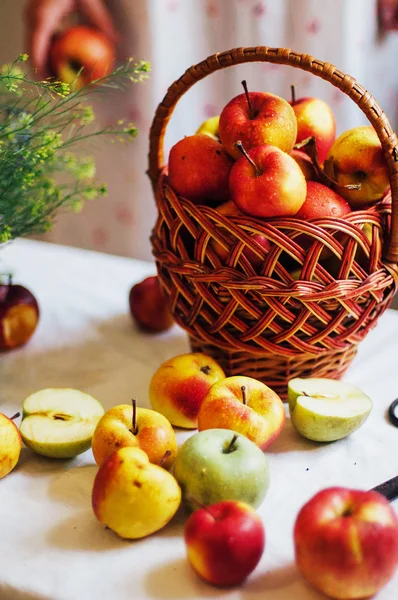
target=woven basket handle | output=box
[148,47,398,264]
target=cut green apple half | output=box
[20,388,104,458]
[288,378,372,442]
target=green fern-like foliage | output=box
[0,54,150,243]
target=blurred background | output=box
[0,0,397,261]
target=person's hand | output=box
[378,0,398,31]
[25,0,117,78]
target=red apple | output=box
[49,26,115,89]
[219,81,297,160]
[210,200,271,267]
[129,276,174,333]
[0,276,39,350]
[229,143,307,218]
[167,134,233,204]
[296,181,351,220]
[294,487,398,599]
[290,87,336,164]
[291,149,317,181]
[184,500,265,586]
[198,375,285,450]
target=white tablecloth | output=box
[1,239,398,600]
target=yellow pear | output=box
[92,447,181,539]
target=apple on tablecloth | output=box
[198,375,285,450]
[20,388,104,458]
[0,276,39,351]
[92,446,181,539]
[294,486,398,599]
[149,352,225,429]
[288,377,372,442]
[92,399,177,469]
[173,429,269,511]
[184,500,265,587]
[0,411,22,478]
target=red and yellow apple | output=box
[0,411,21,478]
[168,134,233,204]
[91,400,177,469]
[290,91,336,164]
[291,149,317,181]
[229,143,307,218]
[326,126,390,207]
[296,181,351,220]
[49,25,115,89]
[129,275,174,333]
[149,353,225,429]
[92,446,181,539]
[219,83,297,159]
[210,200,271,267]
[184,500,265,586]
[198,375,285,450]
[0,276,39,350]
[294,486,398,599]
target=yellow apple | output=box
[198,376,285,450]
[92,400,177,469]
[149,353,225,429]
[196,115,220,140]
[92,447,181,539]
[326,126,389,207]
[0,411,22,478]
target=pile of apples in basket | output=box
[167,81,389,264]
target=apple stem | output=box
[226,433,238,454]
[241,80,255,119]
[187,497,217,519]
[131,398,138,435]
[241,385,247,405]
[200,365,211,376]
[234,141,263,177]
[159,450,171,466]
[290,84,296,105]
[10,412,20,421]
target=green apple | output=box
[288,378,372,442]
[20,388,104,458]
[173,429,269,511]
[195,115,220,140]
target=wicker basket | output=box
[148,47,398,399]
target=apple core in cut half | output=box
[288,378,372,442]
[20,388,104,458]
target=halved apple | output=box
[287,378,372,442]
[20,388,104,458]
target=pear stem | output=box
[10,412,20,421]
[234,141,263,177]
[226,433,238,454]
[241,385,247,405]
[290,84,296,105]
[131,398,138,435]
[241,80,255,119]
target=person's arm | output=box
[25,0,117,78]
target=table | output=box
[1,239,398,600]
